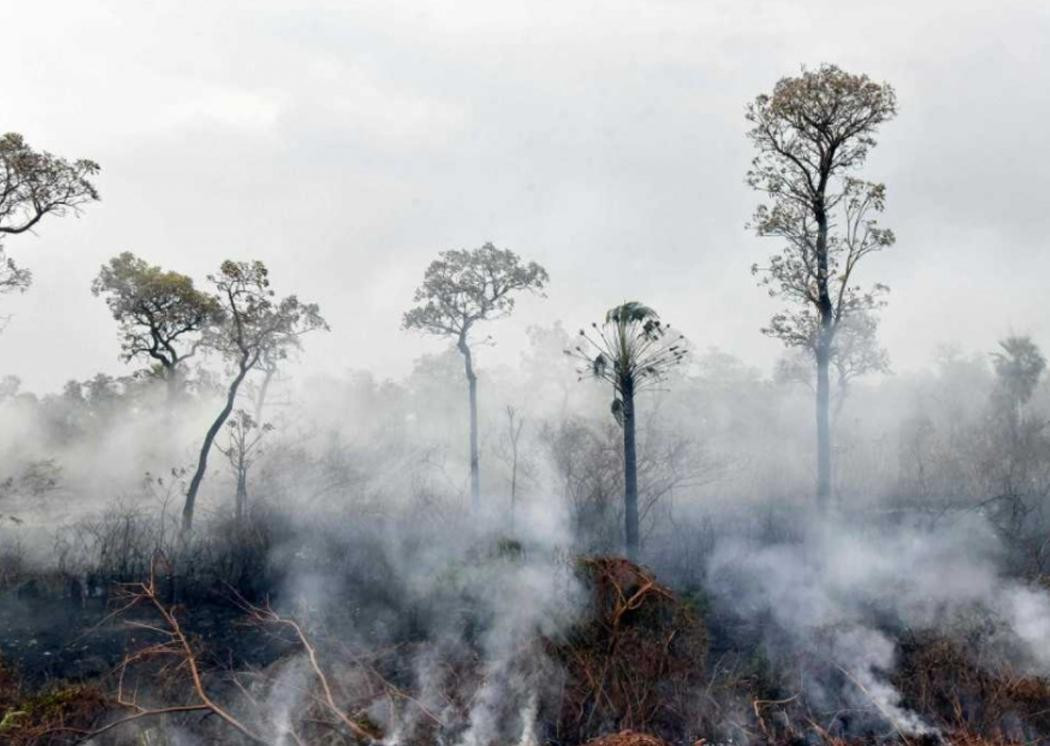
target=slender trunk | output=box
[507,407,521,528]
[815,341,832,509]
[162,365,179,465]
[254,365,275,422]
[622,379,639,560]
[815,208,833,511]
[165,365,179,404]
[458,338,481,511]
[510,449,518,527]
[832,378,847,421]
[235,464,247,523]
[182,360,251,535]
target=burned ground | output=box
[1,531,1048,745]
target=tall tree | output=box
[0,132,99,296]
[182,260,326,534]
[983,336,1047,553]
[403,242,548,510]
[570,302,687,559]
[746,64,897,509]
[92,252,220,400]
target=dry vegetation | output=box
[3,540,1049,745]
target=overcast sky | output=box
[2,0,1048,393]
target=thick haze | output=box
[2,0,1048,392]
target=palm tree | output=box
[570,302,687,559]
[991,336,1046,431]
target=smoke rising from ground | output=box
[3,320,1050,743]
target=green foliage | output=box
[0,660,107,745]
[92,252,221,377]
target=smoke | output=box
[703,512,1050,737]
[226,465,586,745]
[4,324,1050,742]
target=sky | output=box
[1,0,1048,393]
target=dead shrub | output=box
[548,556,708,744]
[896,630,1050,742]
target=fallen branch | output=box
[79,559,269,745]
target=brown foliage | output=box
[582,729,671,746]
[896,631,1050,742]
[548,557,708,744]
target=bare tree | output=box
[182,260,326,535]
[501,405,527,524]
[747,64,897,509]
[0,132,99,296]
[217,409,273,523]
[250,349,281,421]
[402,242,548,510]
[92,252,221,401]
[569,302,687,559]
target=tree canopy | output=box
[0,132,99,237]
[747,64,897,351]
[403,242,548,510]
[992,336,1046,409]
[92,252,220,389]
[402,242,548,342]
[207,260,328,369]
[572,301,687,422]
[0,132,100,295]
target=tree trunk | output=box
[235,464,248,523]
[507,407,521,529]
[254,365,275,422]
[510,449,518,527]
[815,340,832,510]
[622,380,639,560]
[815,207,834,511]
[182,360,251,536]
[458,338,481,511]
[165,365,179,404]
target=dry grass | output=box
[0,658,109,745]
[895,630,1050,742]
[582,729,672,746]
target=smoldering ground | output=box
[3,331,1050,743]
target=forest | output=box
[1,43,1050,746]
